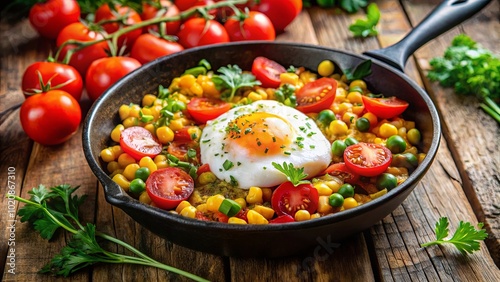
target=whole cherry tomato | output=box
[177,18,229,48]
[56,22,109,76]
[174,0,217,16]
[85,57,142,101]
[141,0,181,35]
[94,4,142,50]
[22,61,83,101]
[20,90,81,146]
[250,0,302,32]
[29,0,80,39]
[130,34,184,64]
[224,11,275,41]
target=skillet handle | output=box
[363,0,492,72]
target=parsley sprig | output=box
[272,162,309,187]
[421,217,488,255]
[12,184,208,281]
[348,3,380,37]
[212,65,261,102]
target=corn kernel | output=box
[142,94,157,107]
[189,83,203,97]
[123,163,140,181]
[343,197,358,209]
[378,123,398,138]
[248,91,263,101]
[119,104,131,121]
[253,205,275,220]
[100,148,115,163]
[329,120,348,135]
[198,172,217,185]
[179,74,196,88]
[317,196,333,213]
[156,126,175,144]
[349,79,367,90]
[234,198,247,209]
[342,112,357,125]
[247,210,269,224]
[207,194,225,213]
[362,112,378,127]
[139,156,157,173]
[169,119,185,131]
[262,188,273,202]
[139,191,151,204]
[107,161,120,174]
[111,124,124,143]
[112,174,130,191]
[143,123,155,134]
[314,182,333,196]
[175,201,192,213]
[351,105,365,116]
[310,213,321,220]
[246,186,263,204]
[324,179,342,193]
[346,91,363,104]
[111,145,123,158]
[294,210,311,221]
[129,104,142,118]
[196,203,208,212]
[180,206,197,218]
[117,153,136,168]
[280,72,299,85]
[228,217,247,224]
[123,116,139,128]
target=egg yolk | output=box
[225,112,293,156]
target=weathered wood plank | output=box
[401,0,500,267]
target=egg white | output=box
[200,100,332,189]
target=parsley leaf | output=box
[272,162,309,186]
[421,217,488,255]
[349,3,380,37]
[212,65,261,102]
[427,34,500,123]
[341,0,368,13]
[343,59,372,82]
[12,184,208,281]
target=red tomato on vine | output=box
[85,57,142,101]
[130,34,184,64]
[141,0,181,35]
[177,18,229,48]
[29,0,81,39]
[94,4,142,50]
[56,22,109,77]
[22,61,83,101]
[224,11,275,41]
[250,0,302,32]
[20,90,82,146]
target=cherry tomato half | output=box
[224,11,275,41]
[28,0,80,39]
[20,90,81,146]
[251,56,286,88]
[146,167,195,210]
[295,77,337,114]
[344,142,392,177]
[271,182,319,217]
[361,96,409,119]
[85,56,142,101]
[130,34,184,64]
[119,126,163,161]
[269,214,295,224]
[167,141,200,163]
[322,162,360,184]
[187,97,231,124]
[177,18,229,48]
[22,61,83,101]
[56,22,109,77]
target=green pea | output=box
[338,184,355,198]
[349,86,364,93]
[407,128,421,145]
[318,109,336,125]
[329,193,344,207]
[391,153,418,171]
[386,135,407,153]
[344,137,359,146]
[376,173,398,190]
[130,178,146,194]
[135,167,151,182]
[331,140,347,157]
[355,117,371,132]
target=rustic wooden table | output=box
[1,0,499,281]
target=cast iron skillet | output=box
[83,0,491,257]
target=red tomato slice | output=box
[119,126,163,161]
[322,162,360,184]
[344,142,392,177]
[173,126,197,142]
[296,77,337,113]
[269,214,295,224]
[361,96,409,119]
[271,182,319,217]
[146,167,194,210]
[187,97,231,124]
[167,141,200,163]
[196,163,211,176]
[251,56,286,88]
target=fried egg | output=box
[200,100,332,189]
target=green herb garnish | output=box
[272,162,309,187]
[274,84,297,107]
[212,65,261,102]
[349,3,380,37]
[344,59,372,82]
[427,34,500,124]
[421,217,488,255]
[12,184,207,281]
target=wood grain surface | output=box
[1,0,499,281]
